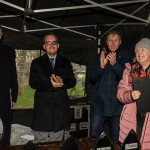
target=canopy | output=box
[0,0,150,64]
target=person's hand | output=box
[100,51,108,68]
[50,74,64,87]
[131,90,141,100]
[11,102,16,108]
[52,74,63,83]
[107,52,116,66]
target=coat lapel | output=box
[54,55,62,70]
[42,54,54,73]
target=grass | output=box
[14,82,84,109]
[14,85,35,109]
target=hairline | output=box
[43,33,58,44]
[106,31,122,41]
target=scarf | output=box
[129,63,150,83]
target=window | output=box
[15,50,41,108]
[68,63,86,99]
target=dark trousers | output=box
[90,114,120,144]
[0,119,11,146]
[137,112,145,140]
[0,105,11,146]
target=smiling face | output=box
[135,47,150,67]
[106,33,122,52]
[43,34,59,56]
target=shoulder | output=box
[118,49,133,57]
[117,50,133,63]
[1,43,15,52]
[1,43,14,49]
[32,53,47,63]
[122,63,132,76]
[57,55,71,63]
[119,63,131,82]
[0,43,16,58]
[125,63,131,70]
[118,50,134,59]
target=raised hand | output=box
[107,52,116,66]
[100,51,108,68]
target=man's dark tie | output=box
[50,58,54,68]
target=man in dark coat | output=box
[0,25,18,146]
[29,33,76,143]
[89,31,133,144]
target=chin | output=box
[111,49,117,52]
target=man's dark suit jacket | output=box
[29,53,76,132]
[0,42,18,145]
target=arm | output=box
[117,66,134,104]
[89,54,105,83]
[61,60,76,89]
[10,48,18,103]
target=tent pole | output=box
[97,25,101,54]
[84,0,149,23]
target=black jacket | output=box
[29,53,76,132]
[89,50,132,117]
[0,42,18,145]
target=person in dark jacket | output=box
[89,31,132,143]
[29,33,76,143]
[0,25,18,146]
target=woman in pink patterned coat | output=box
[117,38,150,149]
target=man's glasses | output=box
[44,41,58,46]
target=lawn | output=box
[14,82,84,108]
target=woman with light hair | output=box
[117,38,150,149]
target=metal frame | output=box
[0,0,149,39]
